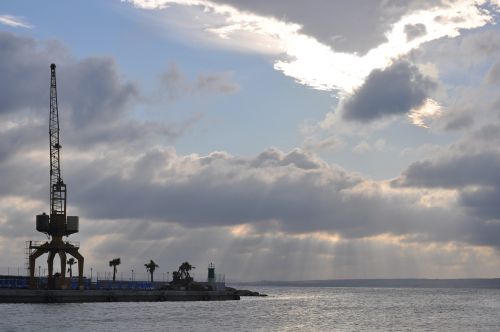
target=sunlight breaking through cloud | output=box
[126,0,499,94]
[408,98,443,128]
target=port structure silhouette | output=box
[28,64,84,290]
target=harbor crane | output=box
[28,64,84,289]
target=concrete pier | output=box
[0,288,240,303]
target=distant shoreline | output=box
[229,278,500,289]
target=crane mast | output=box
[49,63,66,217]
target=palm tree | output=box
[109,258,121,281]
[144,260,159,283]
[67,258,76,278]
[178,261,195,280]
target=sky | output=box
[1,0,500,282]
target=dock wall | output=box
[0,288,239,303]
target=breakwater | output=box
[0,288,239,303]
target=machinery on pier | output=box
[28,64,84,289]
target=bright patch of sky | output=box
[127,0,499,94]
[409,98,443,128]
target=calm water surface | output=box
[1,287,499,331]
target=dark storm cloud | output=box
[211,0,443,54]
[342,61,436,122]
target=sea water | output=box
[1,287,499,331]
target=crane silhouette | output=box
[28,64,85,290]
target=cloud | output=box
[3,6,500,279]
[161,62,239,100]
[0,31,209,158]
[126,0,499,94]
[487,60,500,84]
[353,139,390,154]
[51,144,498,252]
[0,32,47,115]
[302,135,343,152]
[404,23,427,41]
[408,98,443,128]
[443,113,474,131]
[76,221,500,280]
[0,14,32,29]
[394,151,500,189]
[2,116,500,277]
[353,141,372,154]
[394,123,500,187]
[0,32,138,124]
[60,58,139,126]
[341,61,436,122]
[210,0,410,54]
[393,124,500,234]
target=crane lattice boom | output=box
[49,63,66,217]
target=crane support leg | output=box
[28,243,50,289]
[68,248,84,289]
[47,250,57,289]
[58,251,67,278]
